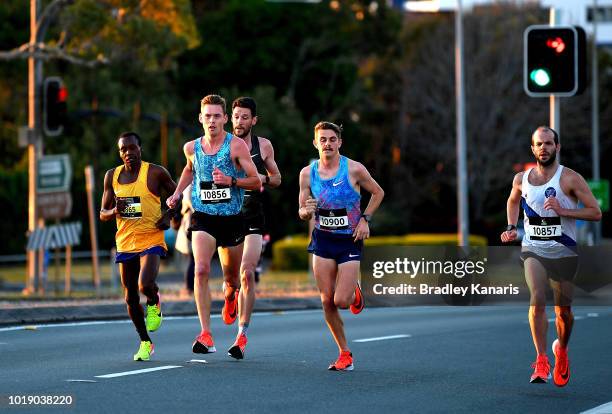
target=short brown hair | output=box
[314,121,342,139]
[232,97,257,117]
[201,94,227,114]
[532,126,559,145]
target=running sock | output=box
[146,293,159,306]
[238,323,249,336]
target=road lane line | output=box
[580,401,612,414]
[353,334,411,343]
[95,365,182,378]
[0,311,299,333]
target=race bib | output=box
[319,208,349,230]
[118,196,142,219]
[527,216,562,240]
[200,181,231,204]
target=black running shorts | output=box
[520,251,578,282]
[308,228,363,264]
[189,211,245,247]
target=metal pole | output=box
[64,244,72,294]
[455,0,469,246]
[26,0,41,295]
[85,166,101,292]
[592,0,602,243]
[549,9,560,141]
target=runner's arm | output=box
[231,138,262,191]
[99,169,117,221]
[501,173,522,243]
[354,162,384,219]
[352,163,383,241]
[167,142,193,209]
[155,166,179,230]
[298,166,316,221]
[261,138,281,188]
[557,172,602,221]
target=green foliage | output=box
[59,0,201,71]
[272,233,487,270]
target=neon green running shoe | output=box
[146,294,162,332]
[133,341,154,361]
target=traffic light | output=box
[524,25,586,97]
[43,77,67,136]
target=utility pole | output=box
[592,0,601,244]
[455,0,469,247]
[26,0,43,294]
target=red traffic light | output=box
[58,86,68,102]
[546,37,566,54]
[43,77,67,136]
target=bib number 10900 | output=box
[319,208,349,230]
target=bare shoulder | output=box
[104,168,116,181]
[148,163,171,177]
[560,166,586,185]
[299,165,311,180]
[231,135,249,150]
[561,166,581,179]
[347,157,368,176]
[183,139,196,155]
[513,171,524,186]
[258,136,273,150]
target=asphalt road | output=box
[1,306,611,413]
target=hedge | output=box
[271,233,488,270]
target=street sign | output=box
[37,191,73,219]
[37,154,72,193]
[588,179,610,212]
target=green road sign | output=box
[588,179,609,213]
[37,154,72,193]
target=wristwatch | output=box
[231,177,237,187]
[361,214,372,223]
[506,224,517,232]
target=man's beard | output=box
[233,125,251,138]
[537,150,556,167]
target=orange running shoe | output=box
[552,339,570,387]
[530,354,551,383]
[228,333,248,360]
[328,351,354,371]
[349,284,365,315]
[222,285,238,325]
[192,331,216,354]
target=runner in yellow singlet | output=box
[100,131,177,361]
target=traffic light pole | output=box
[455,0,469,247]
[549,8,561,149]
[592,0,602,244]
[27,0,43,294]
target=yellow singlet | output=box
[112,161,166,253]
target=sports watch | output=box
[506,224,517,232]
[361,214,372,223]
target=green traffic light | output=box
[529,68,551,87]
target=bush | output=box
[271,233,488,270]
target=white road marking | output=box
[187,359,208,364]
[95,366,182,378]
[0,310,317,333]
[580,401,612,414]
[587,313,599,317]
[353,334,411,343]
[65,379,97,383]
